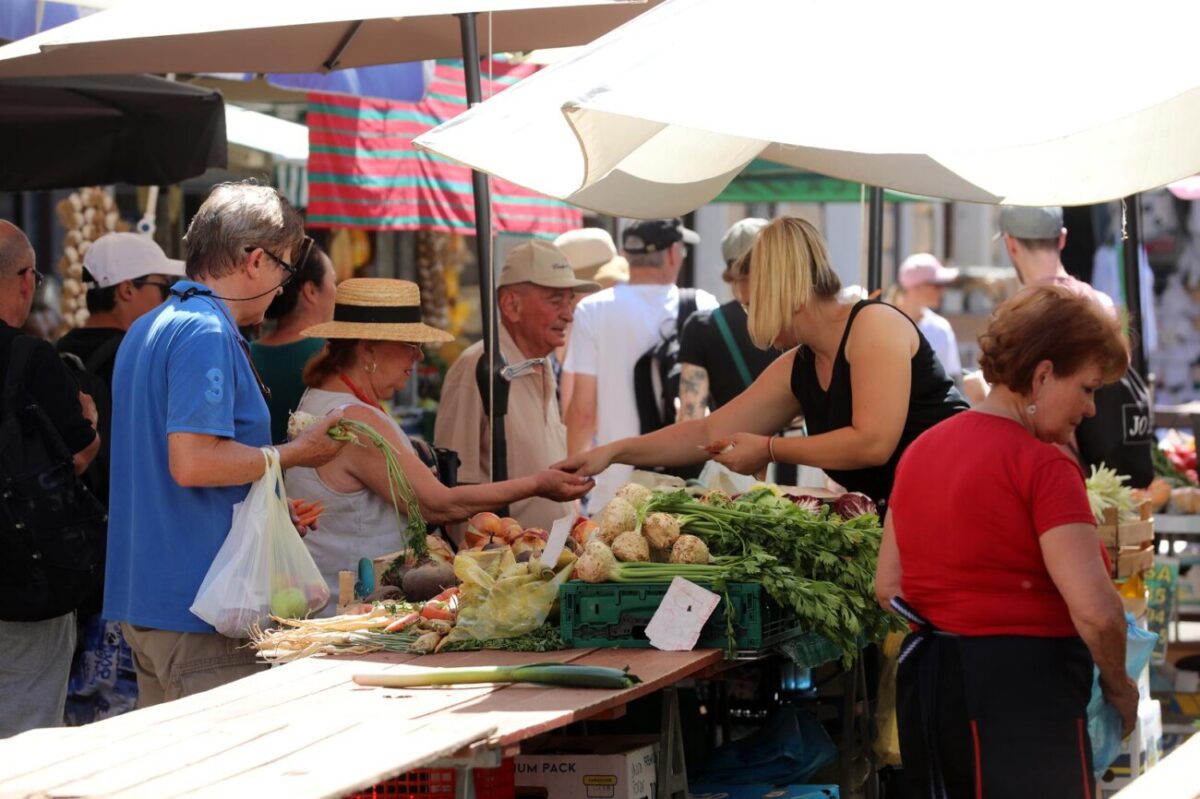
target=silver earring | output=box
[366,361,377,375]
[1026,403,1037,415]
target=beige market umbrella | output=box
[413,0,1200,215]
[0,0,652,76]
[0,0,656,486]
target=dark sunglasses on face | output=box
[132,278,174,301]
[243,235,314,286]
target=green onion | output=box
[352,663,641,689]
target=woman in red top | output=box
[875,284,1138,798]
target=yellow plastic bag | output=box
[873,630,905,766]
[442,549,575,645]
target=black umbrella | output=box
[0,73,226,190]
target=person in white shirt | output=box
[893,253,962,381]
[563,218,718,509]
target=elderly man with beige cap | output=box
[435,240,600,531]
[893,252,962,380]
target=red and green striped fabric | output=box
[306,59,582,237]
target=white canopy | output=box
[0,0,652,75]
[415,0,1200,215]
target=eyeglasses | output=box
[132,278,173,301]
[244,235,314,285]
[399,342,424,360]
[17,266,45,288]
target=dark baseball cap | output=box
[621,218,700,254]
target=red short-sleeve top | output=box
[890,411,1103,637]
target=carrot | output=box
[384,612,420,633]
[419,604,456,622]
[429,586,460,603]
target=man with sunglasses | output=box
[103,182,343,707]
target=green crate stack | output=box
[559,581,825,656]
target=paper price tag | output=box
[540,513,575,568]
[644,577,721,651]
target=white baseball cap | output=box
[83,233,186,288]
[898,253,958,289]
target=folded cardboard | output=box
[516,736,656,799]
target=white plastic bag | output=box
[190,448,330,637]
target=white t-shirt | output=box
[564,283,718,508]
[916,308,962,378]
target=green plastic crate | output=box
[559,581,817,655]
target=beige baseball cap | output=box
[554,227,629,286]
[721,218,769,265]
[499,240,602,293]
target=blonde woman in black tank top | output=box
[555,217,967,509]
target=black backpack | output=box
[0,336,107,621]
[633,289,701,479]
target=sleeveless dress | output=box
[284,388,414,616]
[789,300,967,506]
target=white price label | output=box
[644,577,721,651]
[540,513,574,568]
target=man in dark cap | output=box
[563,218,717,508]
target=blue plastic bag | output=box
[1087,614,1157,775]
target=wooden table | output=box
[0,647,722,799]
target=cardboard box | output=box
[1097,504,1154,548]
[516,736,656,799]
[690,784,840,799]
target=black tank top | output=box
[790,300,967,506]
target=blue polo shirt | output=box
[104,281,271,633]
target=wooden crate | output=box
[336,550,404,611]
[1097,502,1155,548]
[1107,543,1155,579]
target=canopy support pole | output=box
[457,12,510,498]
[1122,193,1147,377]
[867,186,884,294]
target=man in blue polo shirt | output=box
[105,182,345,706]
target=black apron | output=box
[892,597,1096,798]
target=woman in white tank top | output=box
[283,279,592,613]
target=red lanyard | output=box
[338,373,385,412]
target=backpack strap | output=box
[84,333,123,376]
[711,306,754,389]
[676,288,698,339]
[633,352,661,434]
[4,335,37,412]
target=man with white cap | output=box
[894,252,962,381]
[435,239,600,531]
[551,227,629,415]
[58,233,187,504]
[564,218,718,508]
[554,227,630,290]
[678,218,780,420]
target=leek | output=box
[353,663,641,689]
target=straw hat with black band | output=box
[302,278,454,343]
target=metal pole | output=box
[457,12,509,491]
[1122,193,1147,377]
[867,186,884,294]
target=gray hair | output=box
[183,181,304,280]
[0,220,34,279]
[627,251,665,268]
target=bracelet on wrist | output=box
[767,434,779,464]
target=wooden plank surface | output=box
[0,647,721,799]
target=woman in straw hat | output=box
[285,279,593,613]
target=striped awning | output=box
[306,59,582,237]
